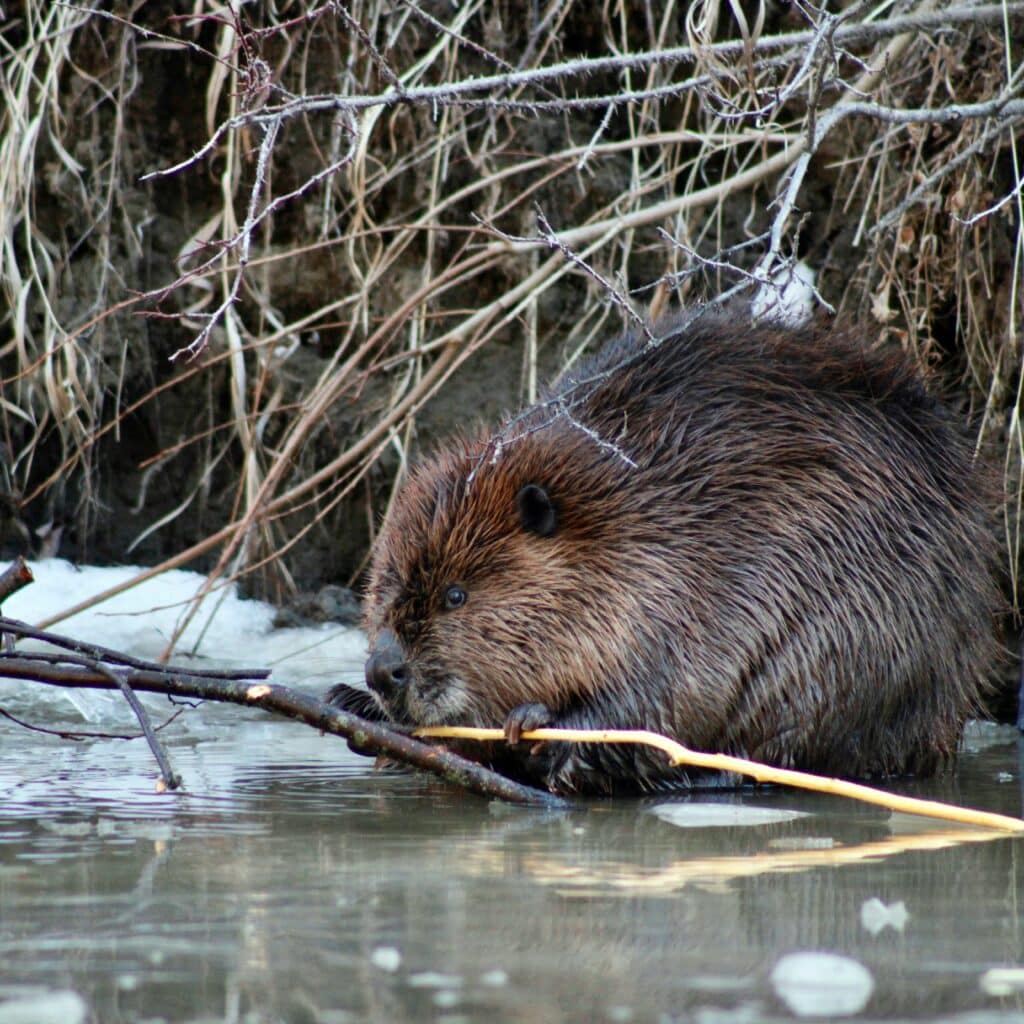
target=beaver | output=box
[329,311,1001,795]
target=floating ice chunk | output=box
[751,260,817,327]
[651,802,811,828]
[980,967,1024,996]
[860,897,909,936]
[961,720,1019,753]
[408,972,462,989]
[370,946,402,972]
[480,970,509,987]
[0,990,88,1024]
[770,952,874,1017]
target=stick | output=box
[100,665,182,791]
[0,616,269,679]
[0,704,185,741]
[0,557,33,604]
[0,656,569,809]
[416,726,1024,833]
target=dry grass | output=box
[1,1,1022,644]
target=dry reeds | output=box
[1,1,1021,642]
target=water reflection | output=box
[1,714,1024,1022]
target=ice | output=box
[370,946,403,972]
[859,897,909,935]
[651,802,811,828]
[480,970,509,987]
[768,836,836,851]
[0,558,367,725]
[980,967,1024,996]
[0,990,88,1024]
[770,952,874,1017]
[408,972,463,988]
[961,720,1020,753]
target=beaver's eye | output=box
[443,585,467,610]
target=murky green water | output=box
[2,697,1024,1024]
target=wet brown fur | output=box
[351,313,1001,794]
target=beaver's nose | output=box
[365,628,408,701]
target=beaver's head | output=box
[361,439,640,727]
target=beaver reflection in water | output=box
[329,314,1000,795]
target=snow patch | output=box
[1,559,366,721]
[751,260,817,327]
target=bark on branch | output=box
[0,612,569,809]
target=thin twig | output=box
[333,3,403,91]
[0,616,269,679]
[98,664,182,790]
[474,209,653,347]
[0,704,185,741]
[0,618,184,789]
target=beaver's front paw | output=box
[325,682,387,722]
[324,683,390,756]
[504,702,554,746]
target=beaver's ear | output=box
[517,484,558,537]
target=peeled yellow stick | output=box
[416,725,1024,833]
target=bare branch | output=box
[0,652,569,808]
[0,557,33,606]
[876,114,1024,236]
[532,209,654,344]
[133,3,1024,136]
[101,663,182,791]
[0,616,269,679]
[0,703,186,741]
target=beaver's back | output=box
[358,316,1000,794]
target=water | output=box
[1,704,1023,1023]
[2,563,1024,1022]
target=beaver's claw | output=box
[504,702,554,747]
